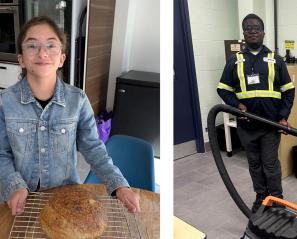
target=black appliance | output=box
[0,1,19,4]
[111,70,160,158]
[23,0,71,33]
[0,0,23,62]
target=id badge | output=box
[247,74,260,85]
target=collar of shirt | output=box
[241,45,271,55]
[20,77,66,107]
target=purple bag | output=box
[95,111,112,143]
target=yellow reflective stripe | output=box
[236,53,246,92]
[267,52,275,91]
[236,90,281,99]
[217,82,235,92]
[280,82,295,92]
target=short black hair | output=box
[242,13,264,31]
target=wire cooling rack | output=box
[8,192,53,239]
[8,192,147,239]
[99,196,147,239]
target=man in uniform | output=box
[217,13,295,213]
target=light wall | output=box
[277,1,297,57]
[128,0,160,72]
[106,0,160,111]
[187,0,239,142]
[264,0,275,50]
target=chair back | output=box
[84,135,155,192]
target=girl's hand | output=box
[7,188,28,216]
[116,187,141,213]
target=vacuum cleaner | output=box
[207,104,297,239]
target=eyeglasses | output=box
[243,25,263,33]
[22,42,62,55]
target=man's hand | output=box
[238,103,247,112]
[7,188,28,216]
[116,187,141,213]
[238,103,250,121]
[278,119,291,135]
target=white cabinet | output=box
[223,111,237,157]
[0,63,21,89]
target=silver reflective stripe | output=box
[217,82,235,92]
[236,53,246,93]
[267,52,275,91]
[280,82,295,92]
[236,90,281,99]
[235,59,245,64]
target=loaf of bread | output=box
[40,186,108,239]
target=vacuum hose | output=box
[207,104,297,218]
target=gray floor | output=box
[174,149,297,239]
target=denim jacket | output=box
[0,78,129,202]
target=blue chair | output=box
[84,135,155,192]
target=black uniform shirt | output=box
[218,45,295,129]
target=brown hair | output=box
[17,16,67,78]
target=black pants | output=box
[237,126,282,196]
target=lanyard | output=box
[247,53,258,74]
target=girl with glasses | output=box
[0,16,140,216]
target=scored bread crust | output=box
[40,186,108,239]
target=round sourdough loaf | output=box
[40,186,107,239]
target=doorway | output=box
[174,0,204,158]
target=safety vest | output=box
[217,52,295,99]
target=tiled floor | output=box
[174,149,297,239]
